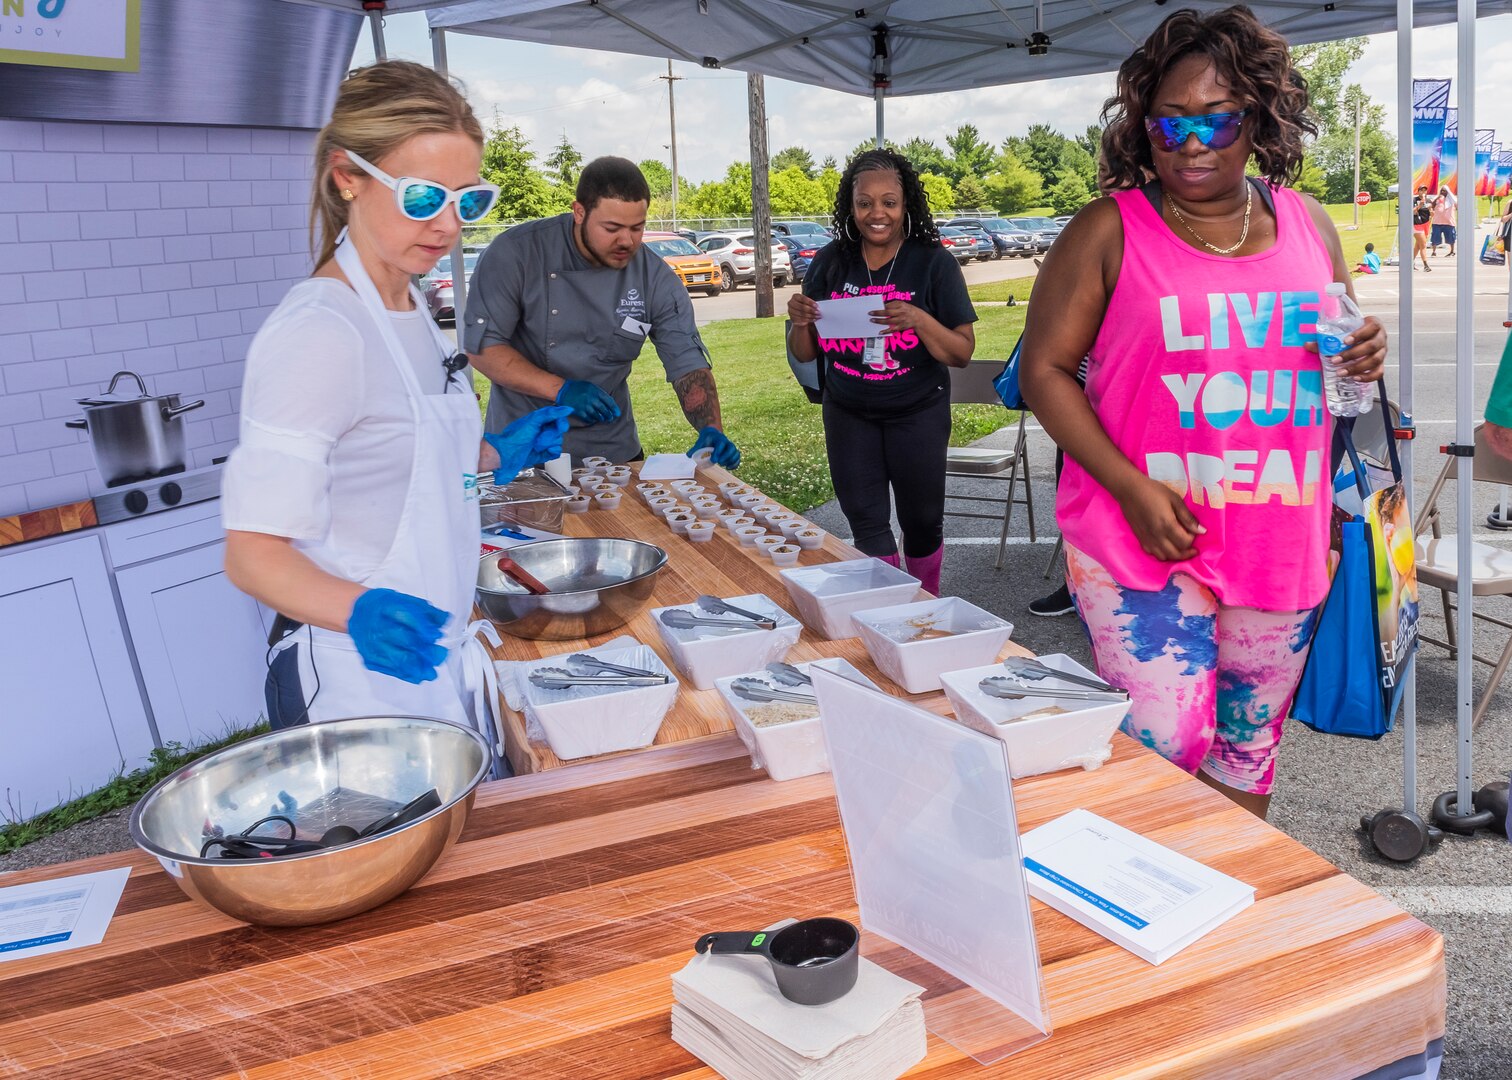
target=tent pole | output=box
[874,87,884,149]
[1395,0,1417,812]
[1452,0,1476,818]
[748,73,774,318]
[431,27,470,330]
[368,9,388,63]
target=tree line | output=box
[475,39,1391,224]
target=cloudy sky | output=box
[353,13,1512,184]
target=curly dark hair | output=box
[1099,5,1316,192]
[828,148,941,257]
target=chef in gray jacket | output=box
[464,156,740,467]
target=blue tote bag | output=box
[1292,388,1417,739]
[993,334,1026,409]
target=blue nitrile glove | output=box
[688,426,740,469]
[484,405,574,481]
[554,379,621,424]
[347,588,449,685]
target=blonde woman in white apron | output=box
[221,62,569,766]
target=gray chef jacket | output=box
[463,214,711,462]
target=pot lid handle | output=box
[77,370,150,405]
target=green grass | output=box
[476,306,1026,513]
[0,725,269,854]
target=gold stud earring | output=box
[340,188,356,202]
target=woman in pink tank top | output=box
[1021,6,1388,819]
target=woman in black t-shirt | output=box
[787,148,977,595]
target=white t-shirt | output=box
[221,278,462,585]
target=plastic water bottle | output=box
[1317,282,1372,417]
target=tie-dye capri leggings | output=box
[1065,543,1318,796]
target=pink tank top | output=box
[1058,185,1335,611]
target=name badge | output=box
[621,315,651,337]
[862,337,887,368]
[463,471,481,502]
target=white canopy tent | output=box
[283,0,1511,841]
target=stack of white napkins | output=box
[671,944,927,1080]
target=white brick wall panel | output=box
[0,274,23,305]
[184,420,216,449]
[0,120,45,150]
[0,303,61,334]
[72,153,119,182]
[0,331,37,363]
[211,414,242,444]
[238,307,273,335]
[0,214,18,244]
[31,328,95,362]
[47,184,108,212]
[184,154,232,182]
[13,152,75,183]
[211,232,254,260]
[234,256,275,283]
[230,155,273,181]
[169,290,218,318]
[146,316,200,347]
[159,182,210,209]
[221,333,254,362]
[203,360,245,392]
[160,366,207,395]
[140,262,195,292]
[0,427,15,457]
[6,448,60,484]
[157,128,208,154]
[118,345,180,375]
[134,209,188,237]
[0,483,24,512]
[77,210,139,240]
[20,212,81,242]
[251,180,289,206]
[256,280,292,307]
[51,240,114,270]
[0,183,48,213]
[0,392,43,425]
[41,123,103,153]
[58,297,119,329]
[214,283,260,312]
[195,311,244,340]
[0,151,11,183]
[132,154,185,182]
[272,155,311,181]
[84,267,142,297]
[104,183,160,211]
[131,292,171,321]
[250,130,290,154]
[207,129,251,154]
[231,206,273,233]
[91,321,150,353]
[38,386,86,419]
[173,339,222,369]
[23,472,91,508]
[4,360,69,395]
[273,253,308,279]
[6,241,54,271]
[194,390,234,419]
[108,237,165,266]
[268,205,303,230]
[190,260,237,288]
[183,207,223,234]
[252,229,292,257]
[24,271,87,303]
[64,351,124,388]
[208,181,253,208]
[49,440,97,475]
[101,126,157,153]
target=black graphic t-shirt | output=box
[803,240,977,412]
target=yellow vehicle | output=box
[644,232,722,297]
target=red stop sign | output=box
[1356,191,1371,206]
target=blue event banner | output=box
[1475,129,1497,196]
[1442,109,1459,195]
[1411,79,1451,195]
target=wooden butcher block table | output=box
[484,462,1029,774]
[0,737,1443,1078]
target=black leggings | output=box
[823,390,951,559]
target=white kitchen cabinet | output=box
[0,535,156,820]
[114,541,272,749]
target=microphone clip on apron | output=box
[275,236,504,768]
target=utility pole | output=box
[1360,96,1372,231]
[748,72,774,318]
[658,60,682,228]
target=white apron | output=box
[277,237,500,753]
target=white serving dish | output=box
[851,596,1015,694]
[715,658,879,782]
[778,557,921,640]
[517,644,679,761]
[651,594,803,690]
[938,652,1130,779]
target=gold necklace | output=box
[1167,184,1252,255]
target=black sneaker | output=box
[1029,583,1075,617]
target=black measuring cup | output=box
[694,917,859,1006]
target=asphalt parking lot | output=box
[802,246,1512,1080]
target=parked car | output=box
[772,235,829,284]
[696,231,792,291]
[947,217,1037,258]
[941,219,1014,260]
[773,220,833,241]
[1053,215,1075,227]
[421,252,478,323]
[1006,216,1065,253]
[644,232,722,297]
[937,227,980,264]
[674,227,700,244]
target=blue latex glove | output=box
[554,379,621,424]
[688,426,740,469]
[348,588,449,685]
[483,405,574,481]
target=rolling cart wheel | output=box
[1362,809,1442,862]
[1430,791,1496,836]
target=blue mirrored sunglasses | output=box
[1143,110,1248,153]
[340,147,500,223]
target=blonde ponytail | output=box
[309,60,484,268]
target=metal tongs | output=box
[660,608,778,632]
[765,662,811,686]
[530,666,667,690]
[978,678,1128,702]
[697,595,780,629]
[1000,656,1122,693]
[730,677,817,704]
[567,653,669,681]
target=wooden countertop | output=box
[484,463,1028,774]
[0,498,97,549]
[0,735,1444,1078]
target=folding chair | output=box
[944,360,1035,570]
[1414,422,1512,730]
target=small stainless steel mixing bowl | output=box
[130,716,490,927]
[477,537,668,640]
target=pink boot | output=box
[906,546,943,596]
[877,553,902,569]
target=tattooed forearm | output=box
[673,368,723,431]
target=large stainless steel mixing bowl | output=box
[477,537,668,640]
[129,716,490,927]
